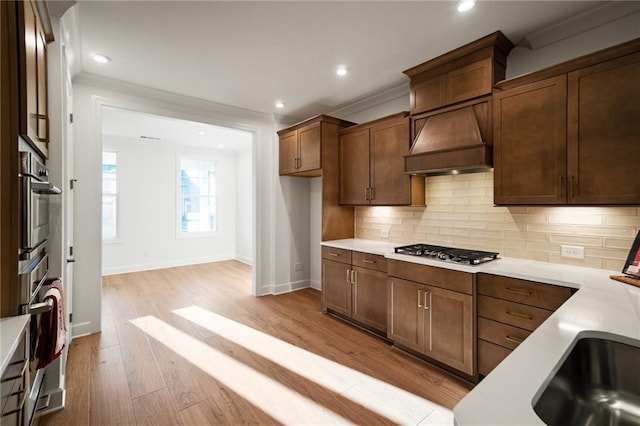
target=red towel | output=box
[37,279,67,369]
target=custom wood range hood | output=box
[403,31,514,175]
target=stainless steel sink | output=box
[534,336,640,426]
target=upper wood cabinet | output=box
[18,0,53,159]
[494,39,640,205]
[404,32,514,115]
[278,115,354,177]
[339,112,425,206]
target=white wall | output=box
[72,76,279,336]
[235,146,253,264]
[309,177,322,290]
[102,134,238,274]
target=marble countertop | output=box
[320,239,640,425]
[0,315,30,374]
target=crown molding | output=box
[328,82,410,119]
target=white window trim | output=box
[176,153,219,238]
[102,149,122,243]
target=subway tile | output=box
[427,196,470,205]
[453,204,487,212]
[468,212,506,222]
[428,188,455,197]
[603,215,640,227]
[604,237,636,249]
[440,227,470,237]
[363,217,402,225]
[453,187,486,197]
[420,205,454,214]
[548,235,603,247]
[526,241,561,253]
[389,210,415,218]
[584,248,628,261]
[469,229,505,239]
[453,220,486,229]
[604,259,625,271]
[486,222,523,232]
[453,172,489,181]
[426,175,454,184]
[504,207,529,214]
[509,214,548,224]
[504,231,548,242]
[469,179,493,188]
[548,215,603,225]
[573,226,637,238]
[526,223,573,234]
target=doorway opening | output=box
[100,106,255,294]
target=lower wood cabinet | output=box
[477,273,572,376]
[1,327,28,426]
[321,247,388,334]
[388,260,474,376]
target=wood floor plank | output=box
[89,345,136,425]
[132,388,184,426]
[41,261,471,425]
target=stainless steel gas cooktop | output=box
[394,243,499,266]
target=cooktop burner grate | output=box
[394,244,499,265]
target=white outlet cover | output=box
[380,229,390,238]
[561,245,585,259]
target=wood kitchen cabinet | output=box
[387,260,474,376]
[18,0,53,159]
[321,247,388,335]
[278,115,354,177]
[403,31,513,115]
[339,112,425,206]
[1,325,28,425]
[494,39,640,205]
[476,273,572,376]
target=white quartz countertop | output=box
[0,315,30,374]
[321,239,640,425]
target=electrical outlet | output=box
[380,229,390,238]
[561,245,584,259]
[294,262,303,271]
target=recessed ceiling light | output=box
[91,52,111,64]
[336,65,348,76]
[197,130,206,135]
[218,144,225,149]
[275,100,285,109]
[456,0,476,12]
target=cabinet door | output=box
[321,259,351,317]
[411,74,447,114]
[339,128,370,205]
[36,17,48,146]
[446,58,492,105]
[426,285,474,375]
[370,117,411,205]
[388,278,424,353]
[22,0,39,145]
[297,122,321,173]
[278,130,298,175]
[493,75,567,205]
[567,53,640,204]
[352,266,387,333]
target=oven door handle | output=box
[28,299,54,315]
[31,181,62,194]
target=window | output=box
[179,157,217,234]
[102,151,118,239]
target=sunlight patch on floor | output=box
[173,305,454,425]
[130,315,354,425]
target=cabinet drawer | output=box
[388,259,473,294]
[478,339,511,376]
[321,246,352,264]
[478,317,531,350]
[478,273,572,310]
[352,252,387,273]
[478,295,552,331]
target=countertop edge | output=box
[1,315,30,375]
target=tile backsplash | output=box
[355,171,640,271]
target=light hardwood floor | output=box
[39,260,472,425]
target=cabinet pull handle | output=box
[506,311,532,321]
[346,269,350,283]
[505,287,532,296]
[352,270,357,285]
[559,176,564,198]
[362,259,376,264]
[328,252,339,257]
[424,290,429,310]
[505,335,524,345]
[417,289,423,307]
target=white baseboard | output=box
[235,255,253,265]
[71,321,97,338]
[102,255,235,275]
[310,279,321,291]
[268,279,310,295]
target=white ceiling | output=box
[73,1,628,123]
[102,106,253,151]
